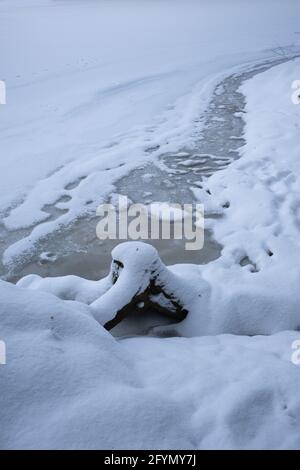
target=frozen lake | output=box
[1,0,300,280]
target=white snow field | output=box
[2,279,300,450]
[1,0,300,451]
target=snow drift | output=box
[1,278,300,449]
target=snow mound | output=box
[0,280,192,449]
[1,279,300,449]
[124,333,300,450]
[18,242,203,328]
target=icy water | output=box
[0,57,293,336]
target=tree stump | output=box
[90,242,189,330]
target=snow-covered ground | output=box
[1,0,300,450]
[182,58,300,337]
[2,264,300,449]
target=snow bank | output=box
[172,57,300,336]
[0,280,192,449]
[17,270,112,305]
[1,279,300,449]
[124,333,300,450]
[17,242,203,327]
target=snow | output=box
[183,57,300,336]
[1,0,300,263]
[2,0,300,451]
[17,241,201,326]
[1,278,300,449]
[1,279,189,450]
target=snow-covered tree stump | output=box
[90,242,189,330]
[17,242,191,330]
